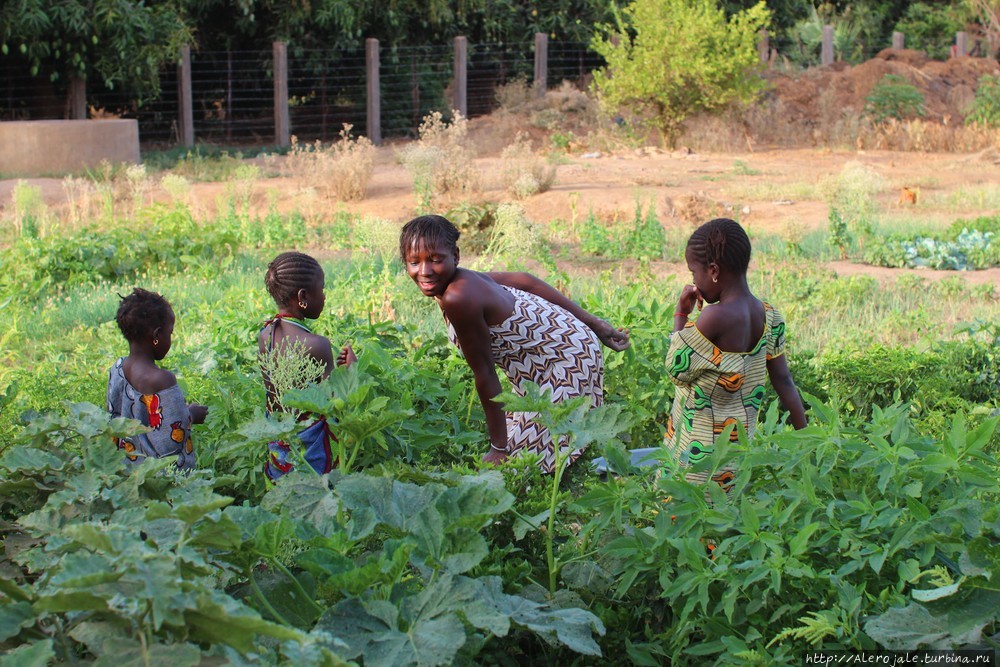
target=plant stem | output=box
[546,439,568,595]
[248,565,292,626]
[270,558,324,615]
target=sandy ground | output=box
[2,143,999,286]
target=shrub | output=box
[591,0,770,148]
[398,111,478,210]
[965,74,1000,128]
[821,162,885,249]
[499,133,557,199]
[579,201,666,260]
[285,124,376,201]
[494,77,533,114]
[480,203,548,269]
[864,75,926,125]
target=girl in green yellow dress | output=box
[665,218,806,492]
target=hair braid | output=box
[116,287,173,342]
[686,218,752,273]
[265,252,323,306]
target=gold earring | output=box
[153,339,159,346]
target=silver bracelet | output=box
[489,443,508,453]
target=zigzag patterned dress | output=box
[664,302,786,490]
[447,286,604,473]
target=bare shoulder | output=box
[144,367,178,394]
[693,304,727,342]
[439,270,488,318]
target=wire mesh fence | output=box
[0,39,601,149]
[1,30,988,150]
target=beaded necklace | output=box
[265,314,313,333]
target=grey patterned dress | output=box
[448,287,604,473]
[106,357,195,471]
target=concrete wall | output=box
[0,119,140,176]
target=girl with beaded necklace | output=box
[259,251,355,480]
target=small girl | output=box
[107,288,208,470]
[665,218,806,491]
[259,251,355,480]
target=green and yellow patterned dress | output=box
[664,302,786,490]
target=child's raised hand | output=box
[188,403,209,425]
[677,284,703,316]
[337,344,357,367]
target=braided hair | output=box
[116,288,173,342]
[686,218,752,274]
[265,252,323,306]
[399,215,461,262]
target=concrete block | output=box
[0,119,140,176]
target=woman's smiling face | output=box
[404,239,459,298]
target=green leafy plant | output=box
[579,201,666,260]
[865,75,926,125]
[591,0,771,147]
[497,383,632,594]
[965,74,1000,128]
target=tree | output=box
[591,0,771,148]
[0,0,191,118]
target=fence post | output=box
[453,36,468,118]
[366,38,381,146]
[757,29,769,64]
[892,31,904,50]
[273,42,290,148]
[955,31,968,57]
[534,33,548,99]
[178,45,194,148]
[68,76,86,119]
[821,25,834,65]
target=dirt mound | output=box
[766,50,1000,126]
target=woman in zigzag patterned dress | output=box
[400,215,631,473]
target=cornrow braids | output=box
[265,251,323,306]
[116,288,173,342]
[686,218,752,274]
[399,215,461,262]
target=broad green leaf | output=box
[34,590,111,613]
[0,601,34,642]
[0,579,31,602]
[262,471,343,535]
[864,604,949,649]
[739,499,759,535]
[469,576,605,656]
[912,582,961,602]
[513,509,550,541]
[185,590,304,654]
[92,638,202,667]
[0,447,65,472]
[0,638,54,667]
[49,552,122,588]
[225,505,281,541]
[788,522,821,557]
[248,568,321,628]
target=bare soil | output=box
[3,140,999,286]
